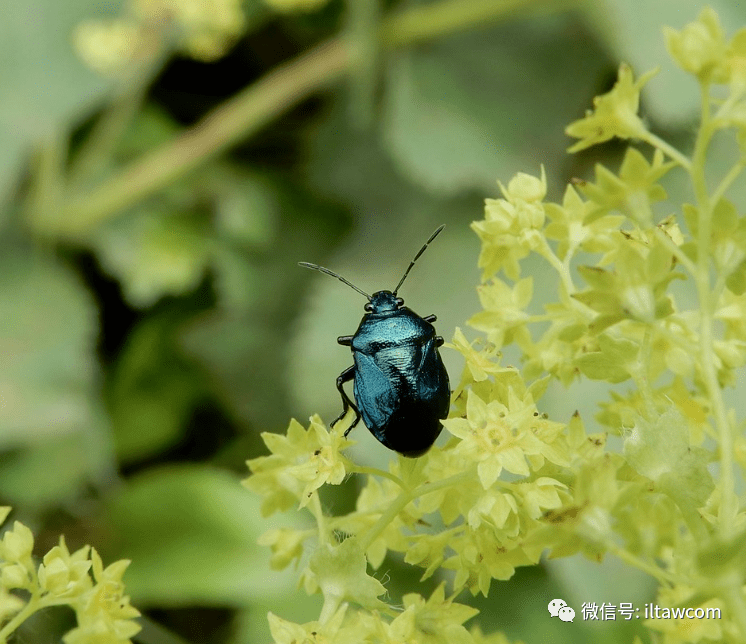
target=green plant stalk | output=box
[536,236,577,297]
[61,37,349,234]
[358,470,473,552]
[310,490,330,545]
[352,465,407,490]
[58,0,564,236]
[606,543,684,586]
[68,30,168,186]
[722,574,746,638]
[641,131,692,171]
[710,159,746,208]
[379,0,560,48]
[346,0,381,130]
[690,83,736,540]
[26,134,67,234]
[0,594,39,642]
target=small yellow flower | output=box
[0,521,34,564]
[473,168,549,280]
[268,604,349,644]
[38,537,93,597]
[444,389,565,489]
[245,415,354,513]
[133,0,247,61]
[566,64,657,153]
[469,278,532,348]
[664,7,729,82]
[289,416,354,507]
[448,328,506,381]
[499,166,547,207]
[1,563,30,589]
[403,582,479,643]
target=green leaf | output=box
[209,167,278,248]
[91,206,210,308]
[0,1,117,205]
[381,17,612,195]
[308,537,388,611]
[103,465,303,606]
[182,181,350,429]
[575,334,637,383]
[107,313,207,462]
[726,261,746,294]
[0,426,110,512]
[0,249,100,446]
[623,407,715,508]
[118,104,180,158]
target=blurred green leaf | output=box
[381,17,612,195]
[181,309,286,428]
[117,105,180,160]
[181,182,349,428]
[90,207,210,308]
[0,1,118,205]
[209,166,278,249]
[306,99,416,213]
[206,165,278,309]
[107,313,208,463]
[0,249,99,446]
[0,422,113,511]
[104,465,304,606]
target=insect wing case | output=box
[351,306,450,456]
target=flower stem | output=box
[711,160,746,208]
[689,83,736,539]
[641,132,692,171]
[352,466,407,490]
[0,596,39,642]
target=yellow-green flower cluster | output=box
[245,414,354,515]
[266,583,521,644]
[664,7,730,84]
[473,167,548,280]
[245,7,746,644]
[74,0,246,75]
[0,508,140,644]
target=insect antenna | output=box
[298,262,372,300]
[392,224,445,296]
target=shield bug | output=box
[299,225,450,457]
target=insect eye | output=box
[396,298,404,307]
[364,303,373,312]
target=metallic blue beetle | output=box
[300,225,450,457]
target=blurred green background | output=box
[1,0,744,642]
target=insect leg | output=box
[424,315,444,347]
[331,365,361,435]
